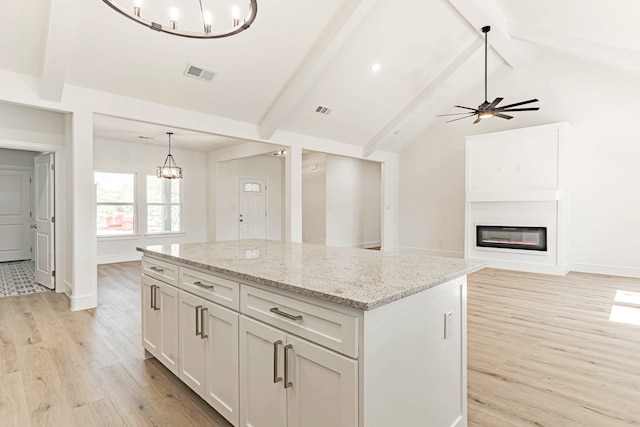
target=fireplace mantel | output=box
[464,123,571,275]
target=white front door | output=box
[0,168,31,262]
[34,153,55,289]
[238,178,267,240]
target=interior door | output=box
[0,168,31,262]
[238,178,266,240]
[34,153,55,289]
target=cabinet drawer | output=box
[142,257,179,287]
[179,267,240,311]
[241,285,358,358]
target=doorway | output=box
[0,148,56,293]
[238,177,267,240]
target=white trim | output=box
[144,231,186,239]
[71,292,98,311]
[568,262,640,279]
[98,234,140,241]
[97,252,141,265]
[473,258,568,276]
[397,246,465,258]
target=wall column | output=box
[70,109,97,310]
[285,145,302,242]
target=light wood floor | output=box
[468,268,640,426]
[1,263,639,426]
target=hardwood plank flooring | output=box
[468,268,640,426]
[1,262,639,425]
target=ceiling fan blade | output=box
[498,107,540,112]
[437,112,478,117]
[495,113,513,120]
[445,114,476,123]
[498,99,539,109]
[473,116,482,124]
[453,105,478,111]
[486,97,503,109]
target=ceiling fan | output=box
[438,26,539,124]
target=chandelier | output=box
[157,132,183,179]
[102,0,258,39]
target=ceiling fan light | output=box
[479,111,494,119]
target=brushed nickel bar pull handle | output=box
[284,344,293,389]
[195,305,202,336]
[270,307,303,321]
[150,285,156,309]
[153,286,160,311]
[193,281,214,290]
[273,340,283,383]
[150,266,164,273]
[201,307,208,339]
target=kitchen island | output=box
[137,240,481,427]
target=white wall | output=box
[94,138,208,263]
[0,148,38,167]
[325,154,381,248]
[302,152,326,244]
[215,155,283,241]
[399,51,640,276]
[0,102,65,146]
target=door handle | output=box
[200,307,208,339]
[284,344,293,389]
[270,307,302,321]
[195,305,202,336]
[150,285,156,309]
[153,286,160,311]
[193,281,214,290]
[273,340,283,383]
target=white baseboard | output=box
[397,246,464,259]
[71,292,97,311]
[568,262,640,279]
[97,252,142,265]
[63,280,72,298]
[473,258,569,276]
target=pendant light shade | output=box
[157,132,183,179]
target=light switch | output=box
[444,311,453,339]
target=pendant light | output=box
[157,132,183,179]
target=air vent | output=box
[314,105,333,116]
[184,64,216,82]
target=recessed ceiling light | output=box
[370,63,381,73]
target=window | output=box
[244,182,262,192]
[147,176,182,233]
[95,172,136,236]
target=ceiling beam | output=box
[215,141,283,163]
[511,22,640,75]
[40,0,76,102]
[258,0,378,140]
[445,0,529,69]
[362,38,482,158]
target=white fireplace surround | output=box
[464,123,570,275]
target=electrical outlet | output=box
[444,311,453,339]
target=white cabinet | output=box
[141,274,179,375]
[239,316,357,427]
[179,289,240,426]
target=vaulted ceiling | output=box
[2,0,639,155]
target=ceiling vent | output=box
[314,105,333,116]
[184,64,216,82]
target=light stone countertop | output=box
[137,240,483,311]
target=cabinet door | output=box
[286,335,358,427]
[179,290,206,396]
[205,301,239,427]
[141,275,159,356]
[239,316,287,427]
[157,282,179,375]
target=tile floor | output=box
[0,260,50,298]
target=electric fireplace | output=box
[476,226,547,252]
